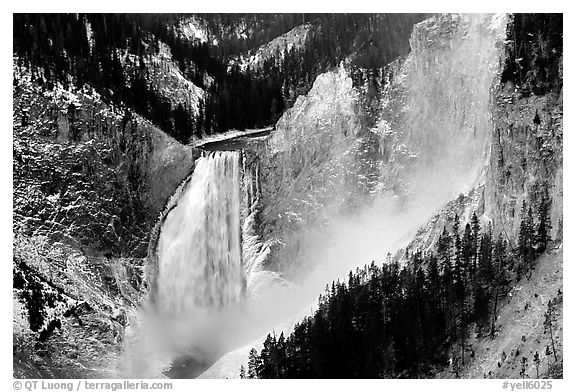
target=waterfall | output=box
[155,151,245,317]
[120,151,247,378]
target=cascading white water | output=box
[156,151,245,317]
[120,151,247,378]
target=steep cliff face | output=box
[486,84,563,244]
[397,14,563,378]
[13,235,141,378]
[455,14,563,378]
[13,63,199,377]
[404,14,563,257]
[377,14,506,205]
[246,14,507,280]
[485,62,563,244]
[374,13,506,254]
[388,14,563,264]
[414,14,563,249]
[250,65,363,276]
[13,64,199,257]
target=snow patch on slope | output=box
[176,17,211,44]
[230,23,313,71]
[120,49,204,116]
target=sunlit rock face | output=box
[376,13,507,207]
[359,13,509,256]
[251,65,363,275]
[249,14,507,279]
[485,76,563,242]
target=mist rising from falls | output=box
[377,13,507,208]
[198,15,508,378]
[249,14,507,288]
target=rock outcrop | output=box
[13,63,199,377]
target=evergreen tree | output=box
[470,212,481,271]
[543,301,558,362]
[536,190,551,253]
[517,200,536,279]
[491,233,508,337]
[437,226,453,266]
[478,224,494,285]
[247,348,261,378]
[533,351,541,378]
[520,356,528,379]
